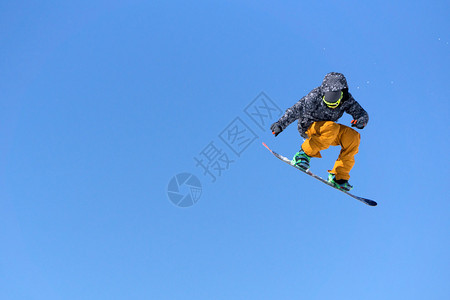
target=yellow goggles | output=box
[323,91,343,108]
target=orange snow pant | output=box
[301,121,360,181]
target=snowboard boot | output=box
[292,148,311,171]
[328,173,353,191]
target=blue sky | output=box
[1,1,449,299]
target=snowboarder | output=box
[270,72,369,191]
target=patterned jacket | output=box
[275,72,369,138]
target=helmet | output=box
[323,90,343,108]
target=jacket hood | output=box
[320,72,348,93]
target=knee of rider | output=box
[343,128,360,149]
[350,131,361,148]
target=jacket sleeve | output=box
[276,88,320,130]
[345,95,369,126]
[276,99,303,130]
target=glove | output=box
[351,119,366,129]
[270,122,283,137]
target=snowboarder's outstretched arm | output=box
[271,88,322,136]
[278,100,303,129]
[271,100,302,136]
[346,94,369,129]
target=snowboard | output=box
[262,142,377,207]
